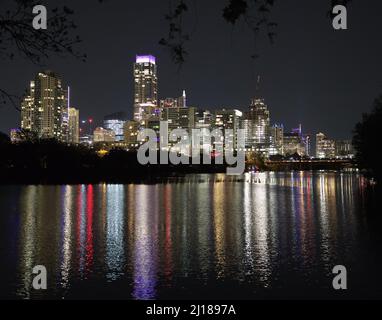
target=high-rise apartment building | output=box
[20,95,36,132]
[21,71,67,140]
[67,107,80,144]
[133,55,158,123]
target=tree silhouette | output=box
[353,95,382,182]
[160,0,353,65]
[0,0,104,109]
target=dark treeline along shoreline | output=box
[0,136,373,185]
[0,137,231,185]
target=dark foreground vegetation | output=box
[353,95,382,184]
[0,135,228,184]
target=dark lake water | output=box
[0,171,381,300]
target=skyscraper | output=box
[213,109,243,151]
[68,108,80,144]
[133,55,158,123]
[270,124,284,155]
[21,71,67,140]
[241,98,271,154]
[240,77,271,155]
[21,95,36,132]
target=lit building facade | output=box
[316,132,336,159]
[21,95,36,132]
[133,55,158,123]
[10,129,22,143]
[20,71,67,140]
[335,140,354,159]
[123,120,140,149]
[93,127,116,143]
[103,112,126,142]
[241,98,271,155]
[195,109,212,130]
[270,124,284,155]
[68,108,80,144]
[159,90,187,110]
[283,132,306,157]
[160,106,196,131]
[213,109,243,151]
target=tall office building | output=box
[133,55,158,123]
[20,71,67,140]
[241,97,271,154]
[68,107,80,144]
[270,124,284,155]
[213,109,243,151]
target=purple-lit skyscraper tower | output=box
[133,55,158,123]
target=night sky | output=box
[1,0,382,139]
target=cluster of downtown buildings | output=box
[12,55,354,160]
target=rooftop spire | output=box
[255,75,261,98]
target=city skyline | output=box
[11,58,353,160]
[1,1,382,140]
[1,57,369,143]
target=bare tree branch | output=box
[161,0,355,65]
[0,88,21,112]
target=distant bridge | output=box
[262,159,357,171]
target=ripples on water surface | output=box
[0,171,381,299]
